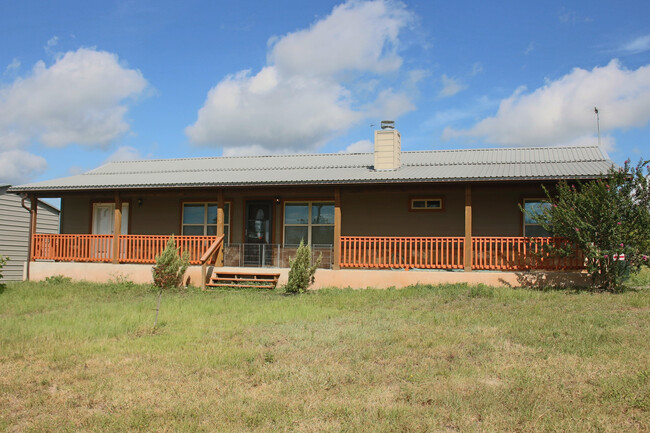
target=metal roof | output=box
[9,145,615,193]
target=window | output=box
[284,202,334,246]
[410,197,443,211]
[523,199,551,237]
[182,202,230,240]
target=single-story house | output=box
[8,124,614,288]
[0,185,60,282]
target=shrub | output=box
[152,235,190,291]
[528,159,650,291]
[0,255,6,281]
[285,240,321,294]
[151,235,189,327]
[44,275,72,285]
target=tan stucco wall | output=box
[27,261,589,289]
[59,183,551,240]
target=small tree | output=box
[285,240,321,294]
[529,159,650,291]
[151,236,189,326]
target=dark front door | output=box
[244,200,273,266]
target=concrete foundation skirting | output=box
[27,261,589,289]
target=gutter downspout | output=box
[20,194,33,281]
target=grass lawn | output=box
[0,277,648,432]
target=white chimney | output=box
[374,120,401,170]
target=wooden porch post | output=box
[216,190,225,267]
[112,192,122,264]
[333,187,341,270]
[464,184,473,272]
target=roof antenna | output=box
[594,107,601,147]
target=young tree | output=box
[151,236,189,326]
[285,240,321,294]
[530,159,650,291]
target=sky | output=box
[1,0,649,191]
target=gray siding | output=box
[0,188,59,281]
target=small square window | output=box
[410,198,443,211]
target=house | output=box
[7,124,614,288]
[0,185,60,282]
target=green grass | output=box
[1,279,648,432]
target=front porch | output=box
[22,182,586,287]
[30,233,584,272]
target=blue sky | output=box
[1,0,649,188]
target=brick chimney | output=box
[373,120,401,170]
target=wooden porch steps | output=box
[206,271,280,289]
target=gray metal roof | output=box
[9,145,615,193]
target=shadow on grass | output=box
[0,283,5,294]
[500,271,644,293]
[499,271,594,293]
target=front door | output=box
[244,200,273,266]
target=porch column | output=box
[464,184,472,272]
[112,192,122,264]
[333,187,341,270]
[216,190,225,267]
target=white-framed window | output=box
[410,197,443,211]
[284,201,334,246]
[523,199,551,237]
[182,202,230,241]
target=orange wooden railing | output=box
[119,235,217,264]
[32,234,114,262]
[340,236,465,269]
[31,234,219,265]
[472,237,584,270]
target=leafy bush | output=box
[152,235,190,291]
[44,274,72,285]
[528,159,650,291]
[0,255,6,281]
[285,240,321,294]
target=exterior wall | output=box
[0,188,59,281]
[27,261,590,289]
[57,182,551,241]
[472,183,549,237]
[341,185,465,237]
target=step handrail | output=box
[200,235,225,290]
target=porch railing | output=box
[32,234,218,265]
[472,237,584,270]
[32,234,584,271]
[340,236,465,269]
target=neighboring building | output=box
[7,125,615,287]
[0,185,60,281]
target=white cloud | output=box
[0,149,47,185]
[524,42,535,56]
[269,0,409,77]
[104,145,142,163]
[619,35,650,54]
[438,74,467,98]
[0,48,147,151]
[339,139,373,153]
[443,60,650,147]
[186,0,415,155]
[4,58,20,75]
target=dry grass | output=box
[0,278,648,432]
